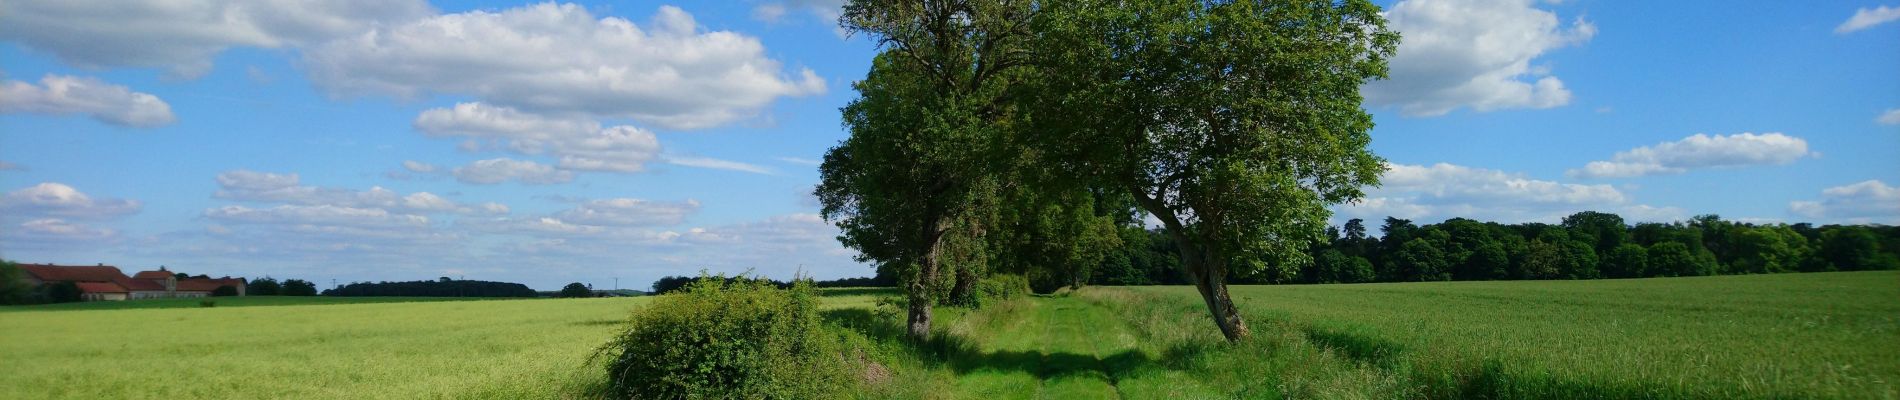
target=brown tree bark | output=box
[1132,187,1250,342]
[906,219,950,342]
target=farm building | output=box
[17,264,246,301]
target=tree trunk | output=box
[906,221,949,342]
[1131,187,1250,342]
[1182,250,1249,341]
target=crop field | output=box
[0,297,649,399]
[3,272,1894,399]
[0,296,496,312]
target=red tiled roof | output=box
[18,264,126,282]
[21,264,166,291]
[75,282,128,293]
[120,278,165,291]
[132,270,175,280]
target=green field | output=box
[0,296,503,312]
[3,272,1894,399]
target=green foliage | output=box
[973,274,1031,307]
[1819,226,1899,271]
[281,279,318,296]
[596,277,854,399]
[248,277,282,296]
[198,300,217,308]
[1601,243,1650,278]
[44,281,81,303]
[558,282,592,298]
[0,261,30,305]
[1392,239,1451,281]
[211,285,239,297]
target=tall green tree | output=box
[1030,0,1396,341]
[0,260,31,305]
[819,0,1036,341]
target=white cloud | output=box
[0,182,142,219]
[212,170,493,214]
[1567,132,1812,179]
[1363,0,1595,116]
[7,218,119,243]
[665,155,774,175]
[0,0,432,78]
[205,204,430,230]
[1790,180,1900,223]
[451,158,576,185]
[414,102,661,173]
[402,160,439,173]
[752,0,846,37]
[0,74,175,127]
[1878,108,1900,125]
[775,157,821,166]
[1836,5,1900,34]
[1336,163,1681,224]
[555,198,701,227]
[305,4,826,130]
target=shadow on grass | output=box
[822,308,1206,386]
[1301,325,1406,368]
[818,287,900,298]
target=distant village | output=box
[15,263,249,301]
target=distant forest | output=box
[794,212,1899,291]
[323,278,537,297]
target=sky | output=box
[1,0,1896,291]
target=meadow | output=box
[2,271,1893,399]
[0,296,496,312]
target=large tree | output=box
[1030,0,1397,341]
[819,0,1036,341]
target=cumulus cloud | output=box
[1336,163,1682,224]
[452,158,576,185]
[1567,132,1813,179]
[414,102,661,173]
[0,182,142,219]
[555,198,701,226]
[664,155,774,175]
[1790,180,1900,223]
[1363,0,1595,116]
[1836,5,1900,34]
[213,170,502,214]
[1879,108,1900,125]
[0,74,175,127]
[0,0,432,78]
[6,218,119,244]
[306,4,826,130]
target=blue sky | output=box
[2,0,1896,290]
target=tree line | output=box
[1085,212,1899,286]
[321,277,537,297]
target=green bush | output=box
[596,276,854,399]
[974,274,1030,307]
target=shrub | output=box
[596,276,854,399]
[199,300,217,308]
[559,282,592,298]
[973,274,1030,307]
[281,279,318,296]
[212,285,240,297]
